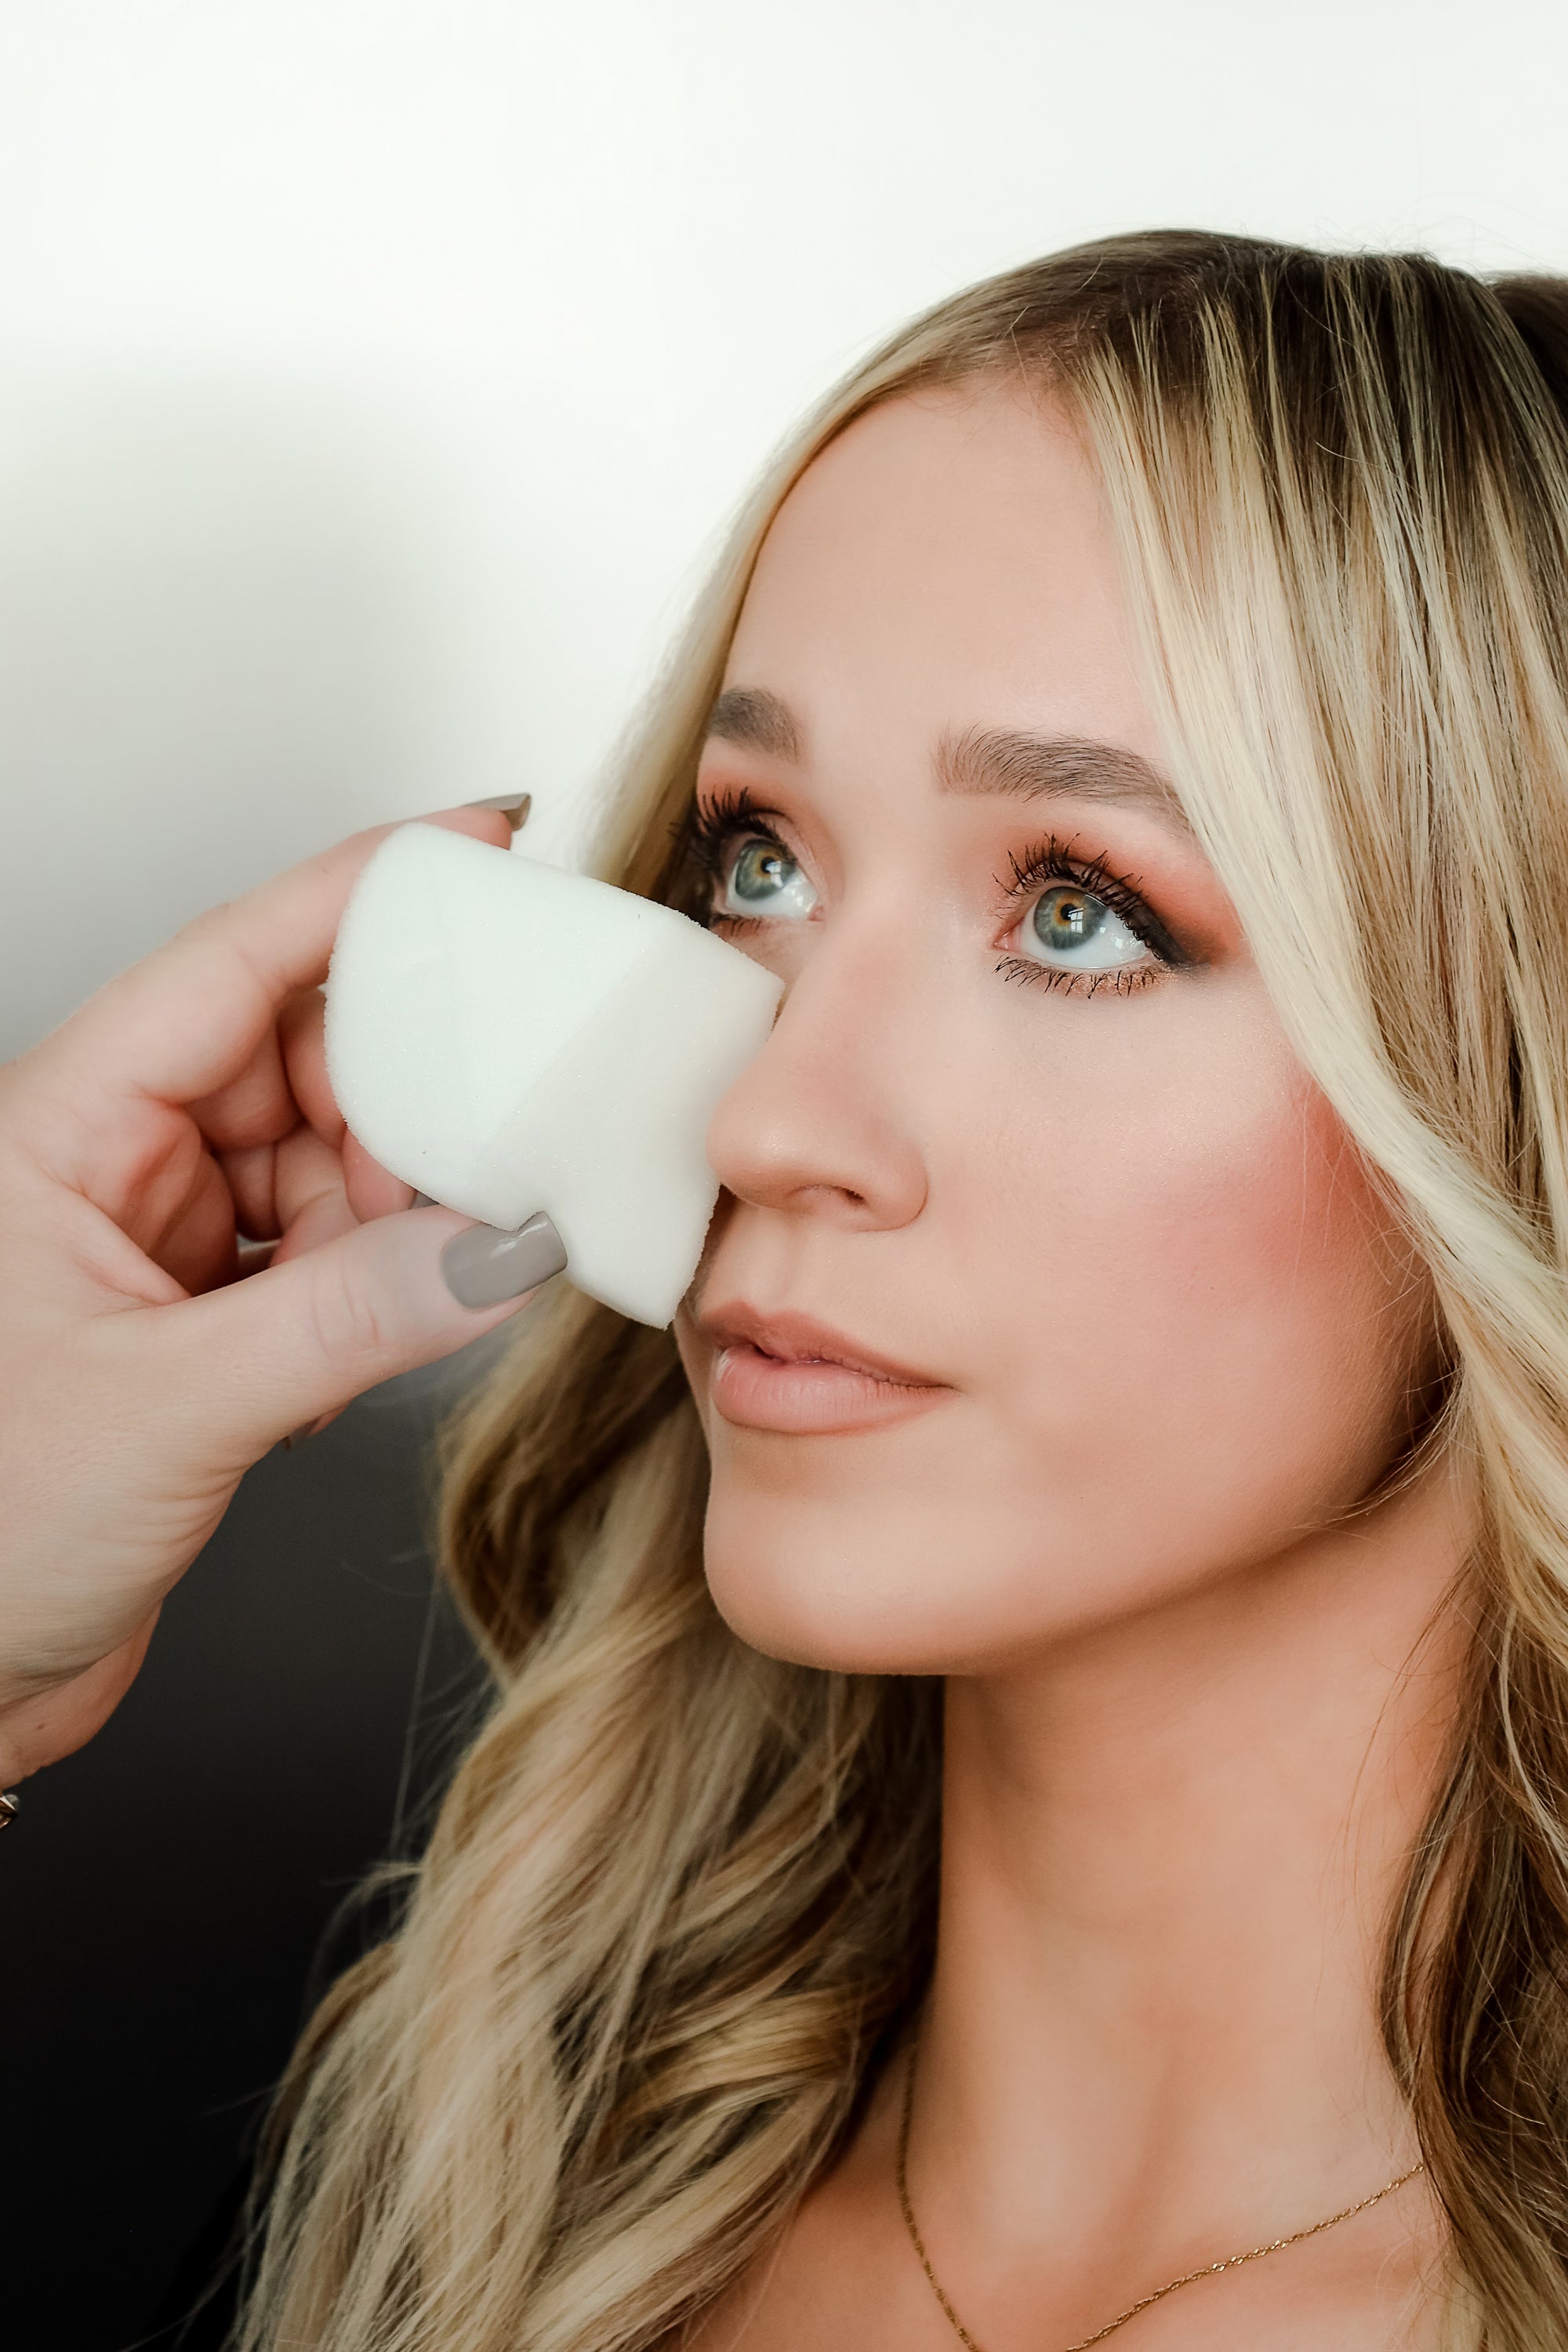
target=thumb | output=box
[139,1205,566,1462]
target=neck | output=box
[917,1450,1472,2271]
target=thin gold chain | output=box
[895,2035,1425,2352]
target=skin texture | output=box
[673,383,1469,2347]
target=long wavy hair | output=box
[238,232,1568,2351]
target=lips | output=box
[695,1301,951,1435]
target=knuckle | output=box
[171,899,234,944]
[307,1250,399,1370]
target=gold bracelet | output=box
[0,1790,20,1831]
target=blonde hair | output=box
[240,234,1568,2350]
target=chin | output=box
[704,1555,946,1675]
[699,1468,1071,1676]
[695,1412,973,1671]
[695,1435,1359,1679]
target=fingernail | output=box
[464,793,532,833]
[440,1210,567,1309]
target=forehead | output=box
[723,382,1162,770]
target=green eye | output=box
[733,841,790,899]
[720,836,818,921]
[1025,884,1145,972]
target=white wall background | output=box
[1,0,1565,1059]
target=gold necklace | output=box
[895,2038,1425,2352]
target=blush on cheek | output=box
[1169,1073,1402,1341]
[976,1029,1433,1593]
[680,996,1437,1676]
[1151,1092,1421,1495]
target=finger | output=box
[274,1121,423,1259]
[152,1147,245,1296]
[270,996,416,1221]
[270,1178,359,1268]
[273,1122,354,1244]
[130,1203,553,1465]
[277,986,343,1148]
[25,807,516,1175]
[186,984,323,1153]
[218,1139,283,1240]
[341,1127,417,1224]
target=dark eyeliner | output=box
[683,788,790,873]
[680,788,796,928]
[999,835,1192,971]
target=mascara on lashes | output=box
[685,797,1196,979]
[1000,835,1194,972]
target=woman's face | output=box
[673,380,1438,1675]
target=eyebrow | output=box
[705,686,804,763]
[935,724,1190,832]
[703,688,1189,834]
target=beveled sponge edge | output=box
[324,822,784,1326]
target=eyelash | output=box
[681,787,792,933]
[681,797,1183,996]
[993,835,1184,998]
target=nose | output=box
[705,926,929,1230]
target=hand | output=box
[0,804,539,1783]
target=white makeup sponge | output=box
[324,822,783,1327]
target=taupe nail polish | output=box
[463,793,532,833]
[441,1211,568,1309]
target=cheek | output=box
[960,994,1428,1566]
[693,978,1436,1676]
